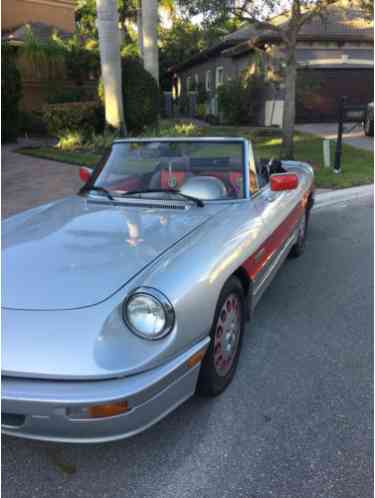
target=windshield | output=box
[93,140,245,201]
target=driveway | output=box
[1,141,81,218]
[296,123,373,152]
[2,151,373,498]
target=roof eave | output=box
[227,32,374,58]
[168,39,242,74]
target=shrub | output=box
[42,101,104,137]
[98,56,159,134]
[142,121,206,138]
[217,75,262,125]
[177,95,189,115]
[195,103,206,120]
[47,87,89,104]
[56,130,84,151]
[1,44,22,142]
[19,110,47,136]
[205,113,219,125]
[55,128,119,153]
[196,82,208,106]
[83,129,120,153]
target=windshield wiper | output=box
[81,185,115,202]
[120,189,205,207]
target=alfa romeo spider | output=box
[2,137,314,443]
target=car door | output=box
[245,147,303,306]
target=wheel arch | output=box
[232,266,253,321]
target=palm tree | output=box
[141,0,159,84]
[96,0,126,133]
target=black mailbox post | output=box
[334,97,367,173]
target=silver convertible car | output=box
[2,137,314,443]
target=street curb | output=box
[314,184,373,210]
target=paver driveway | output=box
[2,141,81,218]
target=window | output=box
[206,70,212,91]
[194,74,199,89]
[215,66,224,88]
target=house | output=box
[2,0,76,110]
[171,3,374,124]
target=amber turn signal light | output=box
[187,349,207,369]
[88,401,129,418]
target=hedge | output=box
[2,44,22,142]
[42,101,104,137]
[217,76,263,125]
[98,56,159,134]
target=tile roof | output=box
[173,5,373,71]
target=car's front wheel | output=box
[197,276,245,397]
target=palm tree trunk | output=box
[137,0,144,59]
[96,0,126,134]
[281,42,297,159]
[142,0,159,84]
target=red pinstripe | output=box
[242,200,305,280]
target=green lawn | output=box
[17,125,373,189]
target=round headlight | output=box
[123,288,175,340]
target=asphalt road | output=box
[2,191,373,498]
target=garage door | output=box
[296,68,374,123]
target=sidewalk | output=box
[314,184,373,210]
[296,123,373,152]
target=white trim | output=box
[215,66,224,88]
[206,70,212,91]
[300,58,373,67]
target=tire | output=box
[364,115,374,137]
[197,276,245,397]
[289,210,309,258]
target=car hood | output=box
[2,196,222,310]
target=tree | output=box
[159,16,240,91]
[96,0,126,133]
[357,0,374,19]
[137,0,144,58]
[142,0,159,83]
[178,0,346,159]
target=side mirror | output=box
[270,173,299,191]
[79,167,92,183]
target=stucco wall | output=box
[2,0,75,32]
[178,54,240,96]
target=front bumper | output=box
[2,338,209,443]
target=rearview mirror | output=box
[79,167,92,183]
[270,173,298,191]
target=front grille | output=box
[2,413,26,428]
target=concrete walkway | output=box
[2,139,81,218]
[296,122,373,152]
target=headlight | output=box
[123,288,175,340]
